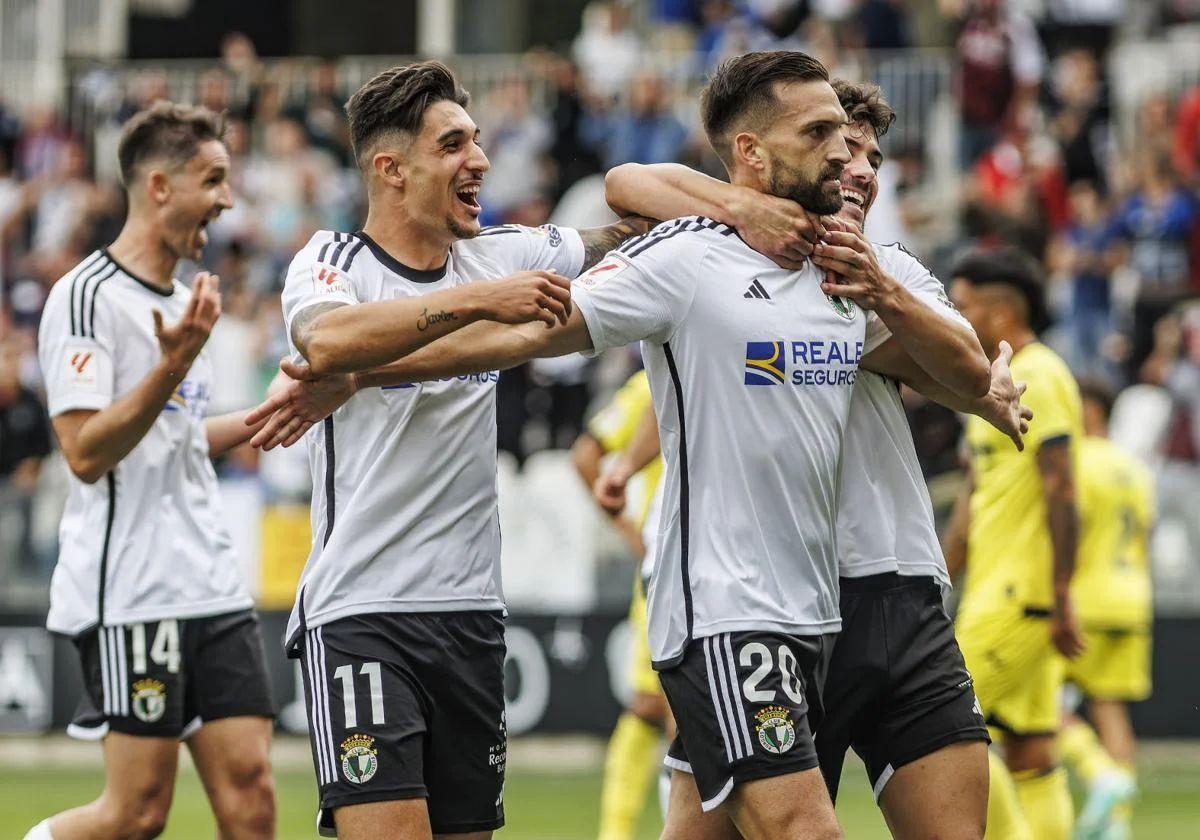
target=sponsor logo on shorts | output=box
[131,678,167,723]
[340,733,378,784]
[754,705,796,755]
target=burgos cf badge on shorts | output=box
[340,734,379,784]
[131,678,167,723]
[745,341,786,386]
[754,705,796,755]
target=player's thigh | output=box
[661,770,743,840]
[186,715,274,805]
[99,730,181,814]
[336,798,433,840]
[727,766,841,840]
[878,740,988,840]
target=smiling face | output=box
[396,99,491,241]
[753,79,850,214]
[834,121,883,229]
[158,138,233,261]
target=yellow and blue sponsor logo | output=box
[745,341,786,386]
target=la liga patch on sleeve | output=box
[577,253,631,289]
[63,343,99,390]
[311,262,351,296]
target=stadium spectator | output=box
[573,1,643,100]
[1172,84,1200,184]
[948,0,1047,165]
[0,335,51,581]
[1048,47,1111,188]
[584,72,689,169]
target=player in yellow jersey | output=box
[570,369,669,840]
[943,248,1086,840]
[1059,379,1155,840]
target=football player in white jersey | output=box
[26,104,277,840]
[251,62,648,839]
[248,51,1005,840]
[601,80,1042,838]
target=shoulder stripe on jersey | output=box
[627,219,706,258]
[882,241,937,277]
[329,235,351,267]
[339,237,366,272]
[322,417,336,547]
[97,471,116,625]
[617,217,689,256]
[662,341,694,643]
[68,252,107,337]
[477,225,522,237]
[317,232,344,264]
[83,262,119,339]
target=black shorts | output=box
[299,611,507,837]
[660,631,835,811]
[70,609,274,740]
[816,573,990,802]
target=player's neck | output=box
[361,209,451,272]
[107,217,177,291]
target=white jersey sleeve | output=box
[869,242,974,348]
[38,257,119,417]
[474,223,585,279]
[281,231,369,339]
[572,225,708,353]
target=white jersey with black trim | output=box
[37,250,251,636]
[571,217,890,668]
[281,224,584,651]
[837,243,974,586]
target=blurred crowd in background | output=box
[2,0,1200,609]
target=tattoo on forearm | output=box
[579,217,654,270]
[291,302,348,354]
[417,308,457,331]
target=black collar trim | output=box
[354,231,448,284]
[101,249,175,297]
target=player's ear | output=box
[733,131,765,172]
[146,168,171,206]
[372,151,405,190]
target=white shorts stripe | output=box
[305,631,330,784]
[722,634,754,757]
[97,628,112,715]
[115,626,128,715]
[699,777,735,812]
[702,637,737,762]
[710,638,739,763]
[873,763,896,802]
[316,628,338,783]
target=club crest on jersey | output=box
[825,292,857,320]
[131,678,167,723]
[312,262,350,296]
[744,341,786,386]
[754,705,796,755]
[340,734,379,784]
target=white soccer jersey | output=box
[281,224,584,651]
[572,217,890,667]
[836,244,975,586]
[37,250,252,636]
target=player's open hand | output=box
[811,228,897,311]
[479,270,572,328]
[245,358,357,450]
[153,272,221,374]
[984,340,1034,451]
[1051,595,1087,659]
[728,188,826,270]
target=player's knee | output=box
[215,755,276,831]
[102,780,172,839]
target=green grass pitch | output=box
[2,738,1197,838]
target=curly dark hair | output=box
[831,79,896,139]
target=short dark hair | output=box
[832,79,896,139]
[1077,376,1116,421]
[345,61,470,168]
[117,101,226,187]
[700,50,830,167]
[951,246,1051,332]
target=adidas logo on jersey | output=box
[744,279,771,300]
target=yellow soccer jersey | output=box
[587,370,662,527]
[1073,436,1155,629]
[962,342,1084,614]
